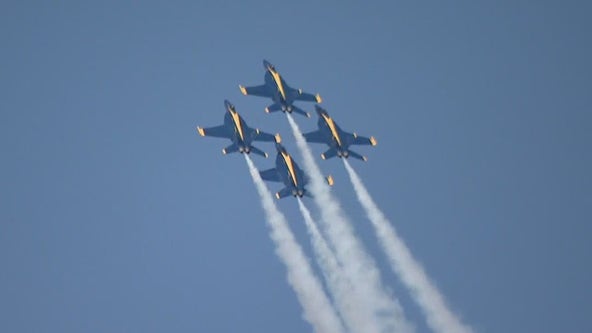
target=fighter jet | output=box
[303,105,377,161]
[260,138,334,199]
[196,100,279,158]
[239,60,322,118]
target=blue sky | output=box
[1,1,591,332]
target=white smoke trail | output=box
[297,198,374,333]
[244,155,345,333]
[287,114,413,333]
[343,159,473,333]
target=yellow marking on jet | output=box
[315,94,322,103]
[197,127,205,136]
[326,175,334,186]
[370,136,377,146]
[321,113,342,146]
[269,70,287,100]
[229,110,245,141]
[281,151,298,187]
[274,133,282,143]
[239,85,247,95]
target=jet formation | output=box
[196,60,377,198]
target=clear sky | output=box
[1,1,591,332]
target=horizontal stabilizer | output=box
[275,187,293,199]
[347,149,367,161]
[249,146,268,158]
[222,143,239,155]
[265,103,282,113]
[290,105,311,118]
[321,147,338,160]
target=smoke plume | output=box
[344,159,472,333]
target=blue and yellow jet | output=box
[303,105,377,161]
[197,100,279,158]
[239,60,322,118]
[260,138,334,199]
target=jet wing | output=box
[197,124,232,139]
[259,168,281,182]
[344,132,378,146]
[239,84,273,98]
[288,87,322,103]
[251,129,277,142]
[303,130,327,144]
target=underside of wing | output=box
[289,87,322,103]
[259,168,281,182]
[344,132,377,146]
[239,84,273,98]
[196,124,232,139]
[303,130,327,144]
[252,128,277,142]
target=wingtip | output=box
[315,94,322,103]
[264,152,269,158]
[275,192,281,199]
[222,148,227,155]
[363,156,368,162]
[197,127,205,136]
[239,85,247,95]
[326,175,334,186]
[265,107,270,113]
[370,136,377,146]
[274,133,282,143]
[321,153,326,160]
[306,112,311,118]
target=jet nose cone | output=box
[263,59,275,71]
[275,142,286,153]
[314,105,326,116]
[224,99,234,111]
